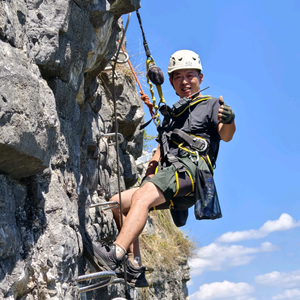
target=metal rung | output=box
[89,201,119,210]
[104,50,129,70]
[104,50,130,79]
[111,278,125,285]
[78,271,116,293]
[101,133,124,145]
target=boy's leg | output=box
[110,188,137,228]
[94,181,166,270]
[109,188,150,287]
[115,181,166,251]
[110,188,142,265]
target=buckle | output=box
[192,137,208,152]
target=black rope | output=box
[136,10,151,58]
[111,13,132,300]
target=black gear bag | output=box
[170,209,189,227]
[194,168,222,220]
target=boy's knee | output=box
[132,186,157,210]
[109,194,119,203]
[131,189,146,206]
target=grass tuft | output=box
[140,210,196,270]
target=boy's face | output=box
[169,69,203,98]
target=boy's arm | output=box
[218,121,236,142]
[217,96,236,142]
[145,144,161,177]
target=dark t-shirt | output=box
[168,96,221,159]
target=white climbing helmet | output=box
[167,50,203,75]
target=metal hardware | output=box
[101,133,124,145]
[104,50,130,78]
[78,271,116,293]
[191,136,208,153]
[89,201,119,211]
[189,151,199,162]
[104,51,129,70]
[177,142,200,162]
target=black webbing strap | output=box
[169,128,217,167]
[166,153,186,172]
[160,132,186,172]
[139,118,152,130]
[136,10,151,58]
[171,128,208,152]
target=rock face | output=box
[0,0,190,299]
[0,41,59,179]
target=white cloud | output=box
[189,242,278,276]
[272,289,300,299]
[216,214,300,243]
[189,280,255,300]
[255,269,300,289]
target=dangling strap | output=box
[160,132,186,172]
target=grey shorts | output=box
[143,156,210,210]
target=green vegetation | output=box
[140,210,196,269]
[143,130,157,152]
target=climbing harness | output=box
[136,9,166,127]
[127,13,222,226]
[149,93,221,221]
[158,95,217,173]
[130,37,219,220]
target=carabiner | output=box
[177,142,199,162]
[189,151,199,162]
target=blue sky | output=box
[124,1,300,299]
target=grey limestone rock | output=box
[0,0,190,299]
[0,41,60,179]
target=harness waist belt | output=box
[170,129,208,153]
